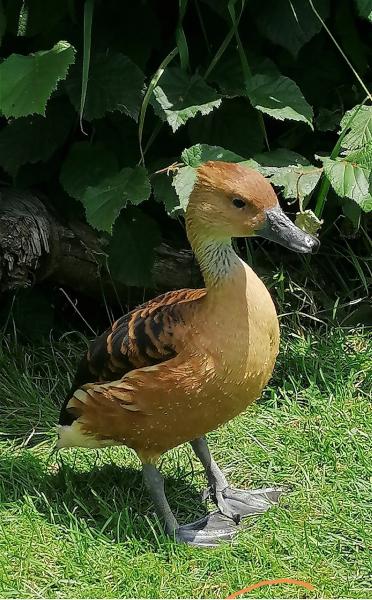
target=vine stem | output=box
[138,47,179,166]
[314,98,370,218]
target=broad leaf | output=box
[316,108,341,132]
[182,144,244,167]
[247,74,313,127]
[209,55,279,98]
[60,142,118,200]
[255,0,330,57]
[152,173,182,215]
[172,166,197,211]
[0,100,74,175]
[340,105,372,150]
[152,67,221,132]
[0,41,75,118]
[354,0,372,21]
[251,149,321,201]
[323,156,372,211]
[109,207,161,287]
[189,98,264,156]
[65,52,145,121]
[82,167,151,232]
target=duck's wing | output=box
[59,288,206,425]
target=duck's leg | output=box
[190,437,284,521]
[142,463,239,547]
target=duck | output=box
[57,161,319,547]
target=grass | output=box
[0,327,371,598]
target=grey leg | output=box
[142,464,179,535]
[191,436,284,521]
[142,462,239,547]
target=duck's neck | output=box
[191,235,244,289]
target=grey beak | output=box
[257,206,320,254]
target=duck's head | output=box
[186,161,319,254]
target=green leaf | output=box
[60,142,118,200]
[109,207,161,287]
[0,41,75,118]
[181,144,244,167]
[81,167,151,233]
[340,105,372,151]
[341,198,362,229]
[173,166,197,211]
[316,108,342,132]
[152,173,182,216]
[295,210,323,235]
[251,149,322,201]
[0,100,74,175]
[152,67,221,132]
[189,98,264,156]
[247,74,313,127]
[354,0,372,21]
[255,0,330,57]
[65,52,145,121]
[323,156,372,211]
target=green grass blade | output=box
[176,0,190,71]
[79,0,94,133]
[138,47,179,165]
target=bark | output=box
[0,188,201,301]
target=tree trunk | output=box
[0,188,202,302]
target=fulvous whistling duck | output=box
[58,161,319,546]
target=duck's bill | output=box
[257,206,320,254]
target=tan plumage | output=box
[58,162,311,463]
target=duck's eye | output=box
[232,197,245,208]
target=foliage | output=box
[0,0,371,291]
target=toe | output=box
[220,486,285,518]
[175,511,240,547]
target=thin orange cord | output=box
[226,578,315,598]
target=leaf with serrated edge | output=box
[65,52,145,121]
[295,210,323,235]
[323,157,372,211]
[153,174,182,216]
[152,67,221,132]
[255,0,330,57]
[0,41,75,118]
[340,105,372,151]
[109,207,161,287]
[248,74,313,127]
[181,144,244,167]
[172,166,197,211]
[82,167,151,233]
[251,149,321,201]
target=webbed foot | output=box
[175,510,240,547]
[206,486,285,522]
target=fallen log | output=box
[0,188,202,302]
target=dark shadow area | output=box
[0,450,208,548]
